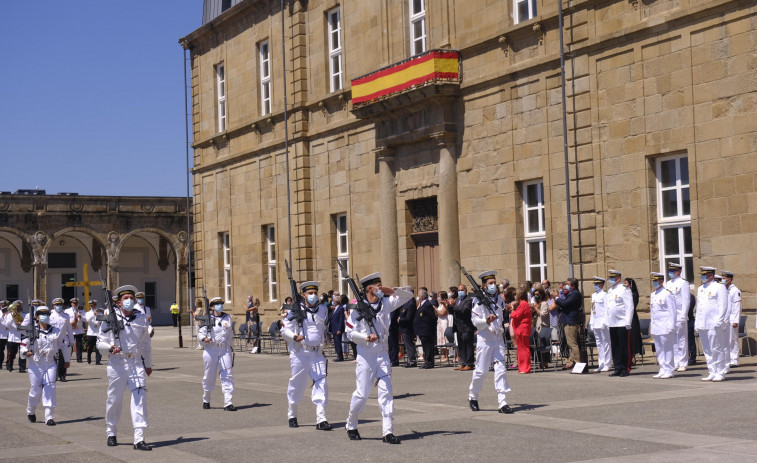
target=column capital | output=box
[429,131,457,146]
[374,145,395,162]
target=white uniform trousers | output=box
[468,339,511,407]
[593,326,612,370]
[673,323,689,368]
[202,346,234,406]
[346,351,393,436]
[27,359,58,421]
[287,349,328,422]
[698,327,728,376]
[653,333,675,376]
[728,325,740,365]
[106,358,148,444]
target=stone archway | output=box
[0,228,33,301]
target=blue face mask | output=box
[54,305,63,312]
[487,284,497,295]
[122,299,135,311]
[375,289,384,299]
[668,271,675,279]
[306,294,319,305]
[593,284,600,292]
[214,304,224,313]
[700,275,708,283]
[608,278,616,286]
[458,291,466,299]
[137,299,144,305]
[652,281,661,289]
[39,315,50,324]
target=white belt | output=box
[208,342,227,348]
[302,345,320,352]
[112,352,138,359]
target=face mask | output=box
[534,294,541,300]
[306,294,319,305]
[122,299,135,311]
[564,285,570,292]
[668,271,675,279]
[487,284,497,295]
[593,284,600,292]
[54,305,63,312]
[458,291,466,299]
[608,278,616,286]
[214,304,224,312]
[137,299,144,305]
[39,315,50,324]
[375,289,384,299]
[530,288,535,294]
[652,281,661,289]
[700,275,708,283]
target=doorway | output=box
[412,232,439,291]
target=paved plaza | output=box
[1,329,756,462]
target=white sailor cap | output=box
[478,270,497,282]
[650,272,664,280]
[668,262,682,270]
[608,269,622,277]
[35,306,51,316]
[699,266,716,274]
[721,270,734,278]
[115,285,138,299]
[359,272,382,289]
[592,276,606,284]
[209,297,224,306]
[714,274,723,281]
[299,281,320,293]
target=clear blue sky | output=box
[0,1,203,197]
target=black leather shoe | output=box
[46,419,56,426]
[404,363,417,368]
[59,377,67,382]
[316,421,333,430]
[18,369,26,373]
[28,414,36,423]
[608,371,621,377]
[107,436,118,447]
[202,402,210,409]
[498,405,514,414]
[347,429,361,440]
[391,362,400,367]
[133,441,152,451]
[619,369,629,377]
[382,433,401,444]
[224,404,237,411]
[289,418,299,428]
[96,362,102,365]
[469,399,480,411]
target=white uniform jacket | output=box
[665,277,691,326]
[96,309,152,368]
[589,290,608,330]
[0,312,8,340]
[68,307,85,336]
[20,325,71,364]
[49,310,74,346]
[345,290,413,355]
[694,281,729,331]
[727,284,742,325]
[85,310,102,337]
[650,287,677,336]
[471,293,506,341]
[281,302,328,352]
[606,284,634,328]
[198,312,234,349]
[2,312,26,343]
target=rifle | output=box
[23,305,38,356]
[194,286,214,338]
[96,271,123,351]
[284,259,307,333]
[336,259,379,339]
[456,261,498,318]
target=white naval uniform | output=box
[96,308,152,444]
[650,287,677,376]
[589,290,612,371]
[85,310,102,337]
[345,290,412,436]
[695,281,729,379]
[68,307,86,336]
[49,310,74,348]
[665,276,690,368]
[21,325,70,421]
[281,302,329,423]
[2,312,23,344]
[198,312,235,407]
[726,284,741,365]
[468,294,512,408]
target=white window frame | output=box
[222,232,232,302]
[216,63,226,132]
[259,40,271,116]
[409,0,426,56]
[514,0,537,24]
[327,8,343,93]
[656,154,692,282]
[523,181,547,282]
[336,214,349,295]
[266,225,277,301]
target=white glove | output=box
[625,325,632,330]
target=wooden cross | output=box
[65,263,102,312]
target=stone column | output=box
[33,263,47,302]
[434,132,461,289]
[377,147,399,285]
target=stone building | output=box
[0,191,190,326]
[180,0,756,329]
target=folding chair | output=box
[434,327,456,367]
[738,315,752,356]
[638,319,655,365]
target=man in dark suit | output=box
[389,287,409,367]
[329,295,346,361]
[451,285,475,371]
[414,287,437,369]
[398,290,417,367]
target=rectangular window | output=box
[409,0,426,56]
[144,282,157,309]
[327,8,343,92]
[514,0,537,24]
[5,284,19,301]
[259,40,271,116]
[221,232,232,302]
[216,63,226,132]
[335,214,349,295]
[656,155,693,282]
[265,225,277,301]
[48,252,77,269]
[523,181,547,282]
[221,0,232,11]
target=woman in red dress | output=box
[510,287,533,373]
